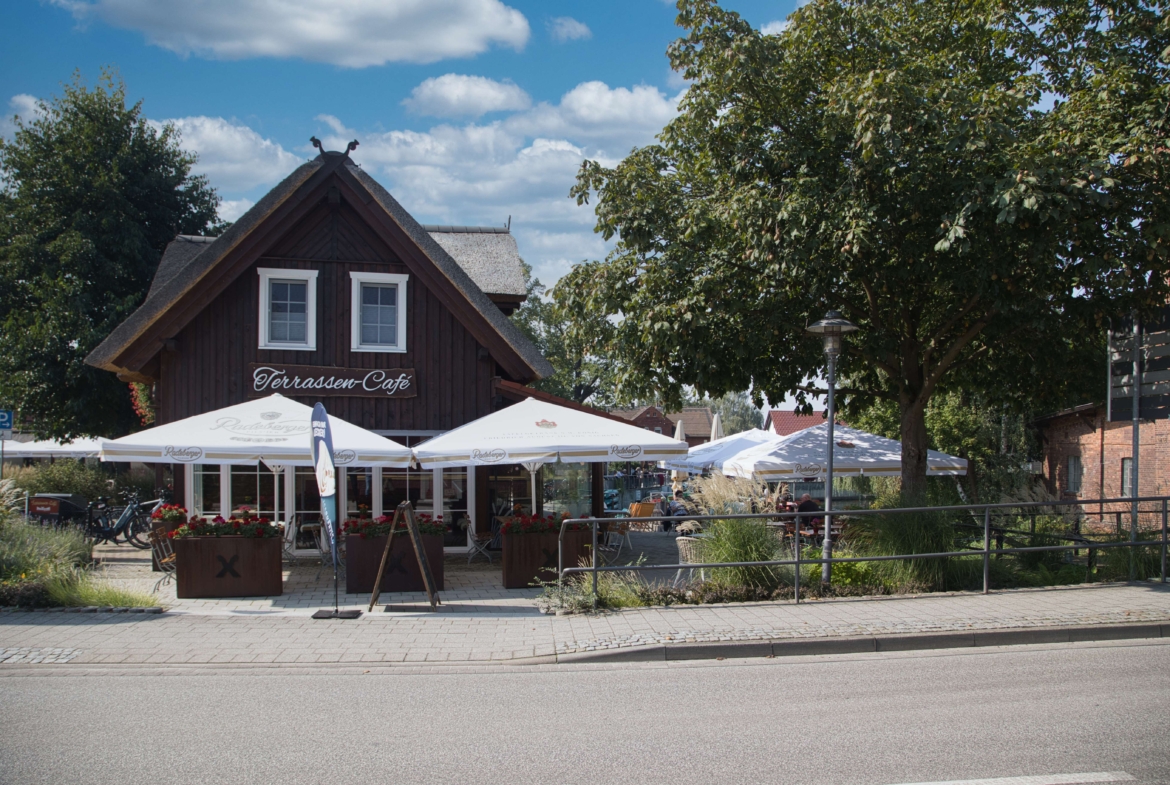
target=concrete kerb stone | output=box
[547,622,1167,664]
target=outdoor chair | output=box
[597,520,632,565]
[673,536,706,589]
[306,523,344,579]
[627,502,661,532]
[280,515,309,565]
[467,520,495,565]
[148,528,176,594]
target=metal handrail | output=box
[555,496,1170,606]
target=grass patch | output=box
[0,518,157,608]
[45,570,159,608]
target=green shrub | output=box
[702,518,784,590]
[0,519,91,584]
[845,491,963,591]
[7,460,159,504]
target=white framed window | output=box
[350,272,408,352]
[258,268,317,350]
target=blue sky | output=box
[2,0,802,288]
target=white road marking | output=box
[888,774,1135,785]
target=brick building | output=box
[665,407,714,447]
[611,405,676,436]
[1034,403,1170,500]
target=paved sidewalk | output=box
[2,582,1168,667]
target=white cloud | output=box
[403,74,531,119]
[760,20,789,35]
[218,198,255,223]
[313,80,682,284]
[1,94,43,137]
[151,116,303,193]
[52,0,530,67]
[548,17,591,43]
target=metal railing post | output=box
[1161,499,1167,585]
[591,519,598,608]
[983,507,991,594]
[793,524,801,604]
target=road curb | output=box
[553,622,1167,663]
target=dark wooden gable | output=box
[156,176,498,431]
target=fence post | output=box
[591,519,598,608]
[1161,499,1167,585]
[983,507,991,595]
[794,525,801,605]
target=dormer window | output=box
[258,268,318,350]
[351,272,408,352]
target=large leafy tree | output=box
[559,0,1168,497]
[0,71,222,438]
[512,262,619,406]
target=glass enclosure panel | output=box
[486,465,533,519]
[440,469,467,547]
[229,464,279,519]
[542,462,592,519]
[346,467,374,519]
[295,467,321,525]
[193,465,221,516]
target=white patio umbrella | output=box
[413,398,688,471]
[669,417,688,490]
[709,412,724,442]
[721,423,966,480]
[664,428,782,474]
[98,394,412,469]
[3,437,103,459]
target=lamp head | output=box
[806,310,858,357]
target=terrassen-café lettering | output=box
[248,364,417,398]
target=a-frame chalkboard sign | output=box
[367,501,442,612]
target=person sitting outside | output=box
[663,490,690,532]
[795,493,823,532]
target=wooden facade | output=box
[156,196,495,431]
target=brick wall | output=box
[1038,407,1170,501]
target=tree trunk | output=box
[900,403,929,501]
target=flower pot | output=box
[173,536,282,598]
[345,533,444,594]
[501,530,592,589]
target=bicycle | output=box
[82,491,163,549]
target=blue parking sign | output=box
[0,411,12,431]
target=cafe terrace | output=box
[86,143,645,550]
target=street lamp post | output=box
[806,310,859,585]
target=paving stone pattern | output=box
[1,582,1167,666]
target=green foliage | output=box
[846,489,972,591]
[0,69,223,438]
[559,0,1164,495]
[850,391,1038,502]
[9,460,114,502]
[0,518,91,585]
[512,261,619,406]
[688,390,764,435]
[45,569,158,608]
[701,518,784,590]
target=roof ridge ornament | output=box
[310,137,360,157]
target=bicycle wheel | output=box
[127,513,154,549]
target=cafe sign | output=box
[248,364,417,399]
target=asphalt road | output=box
[2,641,1168,785]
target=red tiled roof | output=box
[666,407,715,438]
[765,410,830,436]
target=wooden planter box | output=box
[173,536,283,598]
[501,529,592,589]
[345,533,444,594]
